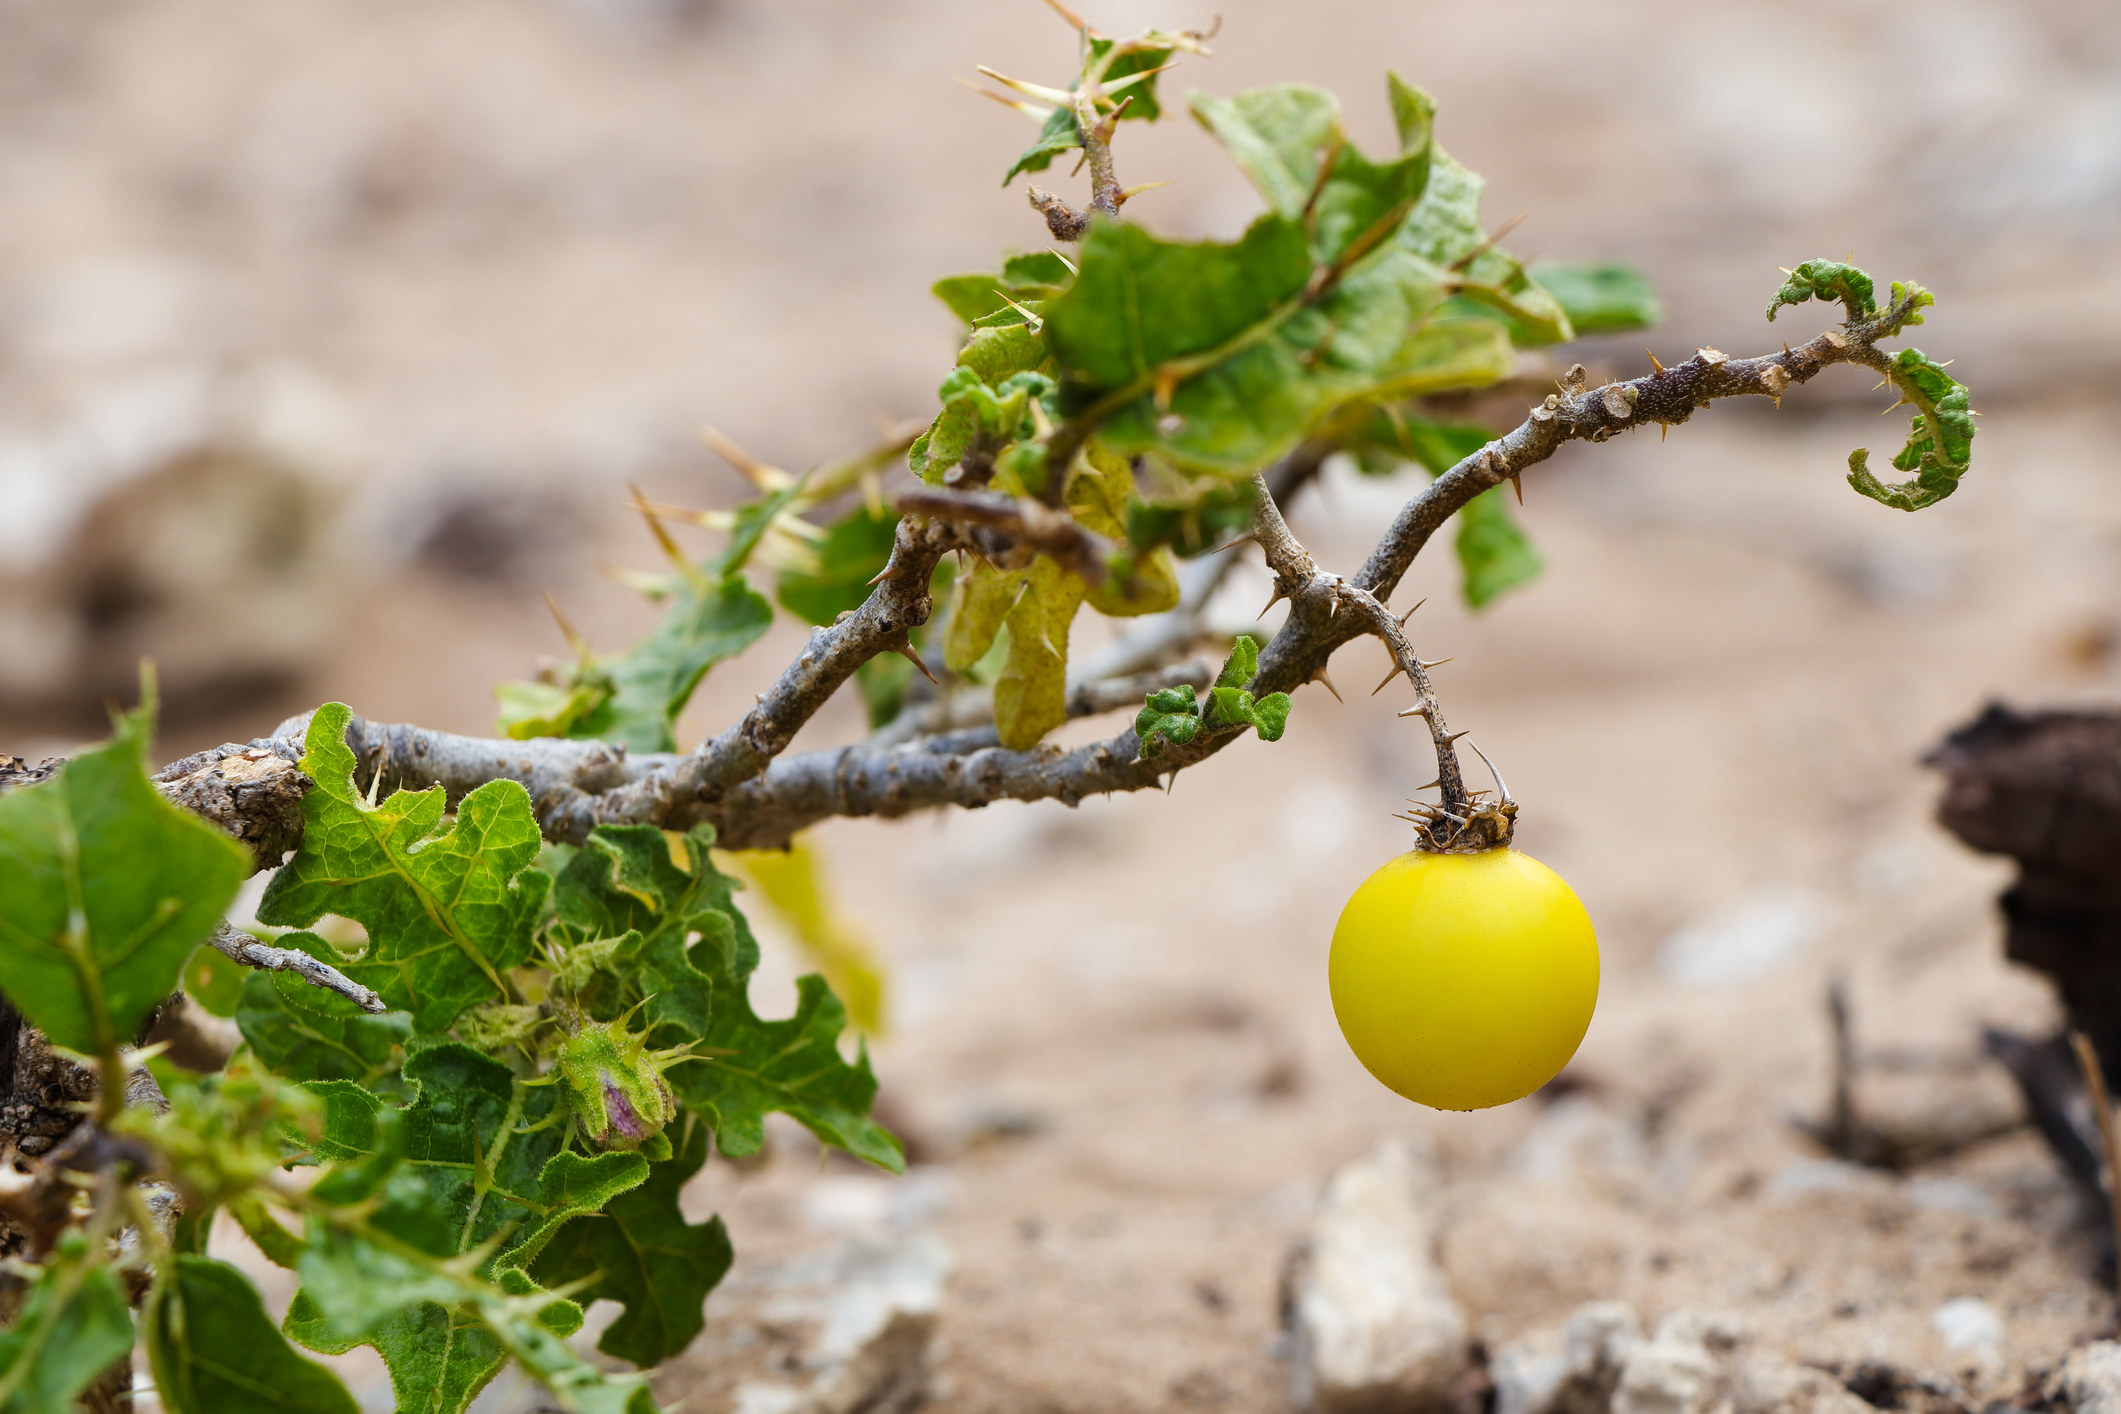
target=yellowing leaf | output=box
[943,560,1030,674]
[993,557,1086,750]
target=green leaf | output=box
[675,973,902,1172]
[1134,684,1202,759]
[1046,213,1312,392]
[1094,304,1509,477]
[1765,258,1876,322]
[0,1234,135,1414]
[390,1045,647,1266]
[289,1240,653,1414]
[570,574,774,753]
[1207,685,1292,742]
[237,956,411,1087]
[1350,412,1489,475]
[993,556,1086,751]
[1400,148,1572,346]
[932,250,1073,325]
[1190,75,1432,266]
[553,826,901,1171]
[1203,635,1290,742]
[288,1048,653,1414]
[1136,636,1291,759]
[257,704,550,1033]
[148,1257,357,1414]
[1456,488,1544,608]
[496,675,613,743]
[1527,261,1662,336]
[1846,346,1974,511]
[1003,104,1081,185]
[776,506,899,626]
[0,690,248,1057]
[531,1119,732,1367]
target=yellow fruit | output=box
[1329,848,1598,1111]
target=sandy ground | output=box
[5,2,2121,1411]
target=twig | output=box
[206,922,386,1014]
[896,487,1114,583]
[2072,1029,2121,1312]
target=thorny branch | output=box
[144,295,1917,858]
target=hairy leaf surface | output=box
[237,957,411,1087]
[532,1120,732,1367]
[554,826,901,1171]
[148,1257,357,1414]
[259,703,549,1033]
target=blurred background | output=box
[4,1,2121,1410]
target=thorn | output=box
[1257,588,1286,621]
[865,559,899,587]
[1660,424,1667,444]
[1116,181,1175,204]
[1782,342,1792,356]
[628,484,695,574]
[1448,209,1529,274]
[1035,0,1104,37]
[1441,729,1472,744]
[1646,348,1666,373]
[896,645,939,684]
[975,65,1076,108]
[1419,658,1453,669]
[1414,778,1442,792]
[1312,666,1343,703]
[1396,598,1426,627]
[1464,738,1514,804]
[1371,664,1406,696]
[1511,473,1524,506]
[1396,704,1433,719]
[1047,248,1078,277]
[957,77,1055,120]
[996,291,1044,328]
[700,424,792,491]
[544,593,590,658]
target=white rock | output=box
[729,1233,951,1414]
[1493,1301,1639,1414]
[1289,1139,1468,1413]
[1931,1296,2005,1359]
[2052,1341,2121,1414]
[1611,1314,1726,1414]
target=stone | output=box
[1287,1139,1469,1413]
[726,1233,951,1414]
[2051,1341,2121,1414]
[1493,1301,1639,1414]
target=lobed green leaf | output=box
[531,1119,732,1367]
[0,1234,136,1414]
[259,704,550,1033]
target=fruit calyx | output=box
[1397,738,1518,854]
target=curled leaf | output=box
[1846,347,1974,512]
[1765,259,1876,323]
